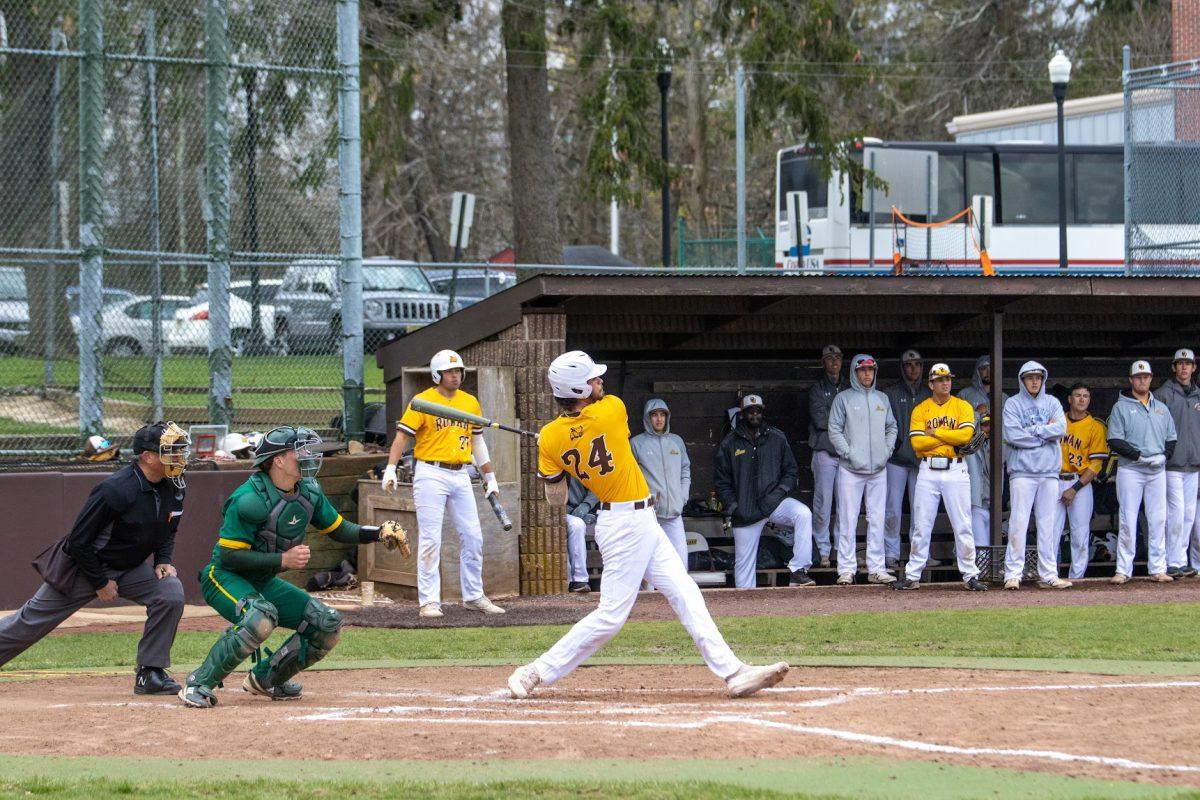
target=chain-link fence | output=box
[1124,48,1200,275]
[0,0,376,461]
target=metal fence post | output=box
[45,23,66,388]
[337,0,365,442]
[145,10,164,422]
[735,63,746,274]
[1122,45,1132,276]
[78,0,105,441]
[205,0,233,427]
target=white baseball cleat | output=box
[464,596,506,614]
[1039,578,1072,589]
[726,662,790,698]
[508,664,541,699]
[1111,573,1130,585]
[1149,572,1174,583]
[1003,578,1020,591]
[419,603,444,618]
[868,572,896,585]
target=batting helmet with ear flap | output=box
[430,349,465,383]
[548,350,607,399]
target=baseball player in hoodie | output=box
[809,345,849,567]
[828,354,898,585]
[883,350,931,571]
[1002,361,1070,590]
[631,398,692,569]
[1154,348,1200,578]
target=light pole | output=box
[656,38,672,267]
[1049,49,1072,274]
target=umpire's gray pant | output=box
[0,562,184,669]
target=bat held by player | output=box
[410,396,537,438]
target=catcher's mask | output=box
[254,425,324,479]
[134,421,191,488]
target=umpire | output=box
[0,422,190,695]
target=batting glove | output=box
[484,472,500,497]
[381,464,398,493]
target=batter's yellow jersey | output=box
[537,394,650,504]
[398,387,484,464]
[1061,414,1108,475]
[909,395,976,458]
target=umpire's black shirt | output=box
[64,462,185,589]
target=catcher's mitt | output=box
[378,520,411,557]
[957,427,988,457]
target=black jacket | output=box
[64,462,185,589]
[714,423,799,526]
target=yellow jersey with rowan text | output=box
[1060,414,1108,475]
[909,395,976,458]
[537,394,650,504]
[397,387,484,464]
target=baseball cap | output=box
[928,363,954,380]
[82,435,119,462]
[901,349,922,363]
[822,345,842,359]
[1174,348,1195,364]
[1130,360,1153,377]
[854,355,877,369]
[221,432,253,457]
[740,394,764,410]
[132,423,167,454]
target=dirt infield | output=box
[3,665,1198,786]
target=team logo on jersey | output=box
[734,448,746,457]
[569,425,585,441]
[874,404,885,412]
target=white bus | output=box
[775,139,1126,275]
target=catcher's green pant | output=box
[190,563,342,691]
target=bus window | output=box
[965,152,995,207]
[937,153,965,220]
[998,152,1059,224]
[778,153,829,215]
[1072,153,1122,224]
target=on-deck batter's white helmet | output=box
[548,350,607,399]
[431,349,465,383]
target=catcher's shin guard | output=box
[251,598,342,690]
[188,596,278,689]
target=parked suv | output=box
[275,257,449,353]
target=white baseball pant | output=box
[565,514,590,584]
[835,466,887,576]
[810,450,839,559]
[531,504,744,685]
[1005,475,1061,584]
[1192,480,1200,568]
[643,516,689,592]
[731,498,813,589]
[412,460,485,606]
[1055,479,1094,580]
[972,506,990,547]
[906,461,979,583]
[1116,467,1167,577]
[1166,471,1199,570]
[885,463,918,561]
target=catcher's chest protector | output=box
[250,473,318,553]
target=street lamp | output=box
[1049,49,1071,273]
[656,38,672,267]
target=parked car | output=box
[275,258,449,353]
[424,268,517,311]
[0,267,27,352]
[168,279,280,356]
[88,295,193,356]
[66,285,138,317]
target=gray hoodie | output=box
[1154,378,1200,473]
[828,355,898,475]
[1107,391,1178,473]
[883,368,931,467]
[630,398,691,519]
[808,371,849,455]
[959,355,1005,417]
[1003,360,1066,477]
[967,435,998,508]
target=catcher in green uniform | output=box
[179,426,408,708]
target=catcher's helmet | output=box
[253,425,324,478]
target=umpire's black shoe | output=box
[891,578,920,591]
[965,577,989,592]
[790,569,816,587]
[568,581,591,593]
[134,666,182,696]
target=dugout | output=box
[377,273,1200,595]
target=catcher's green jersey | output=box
[212,472,343,581]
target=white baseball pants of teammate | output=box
[835,466,887,576]
[810,450,839,560]
[531,504,744,686]
[884,463,918,562]
[565,514,590,584]
[1116,467,1167,577]
[658,515,689,567]
[1166,471,1199,570]
[730,498,813,589]
[1005,475,1061,584]
[412,460,485,606]
[972,506,990,547]
[1055,480,1094,580]
[905,461,979,583]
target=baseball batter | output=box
[507,350,788,699]
[180,426,409,708]
[382,349,505,618]
[893,363,988,591]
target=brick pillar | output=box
[1174,0,1200,140]
[461,311,567,594]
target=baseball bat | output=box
[487,493,514,531]
[410,396,537,438]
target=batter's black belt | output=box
[421,459,466,471]
[922,457,963,464]
[598,496,655,511]
[1059,472,1077,481]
